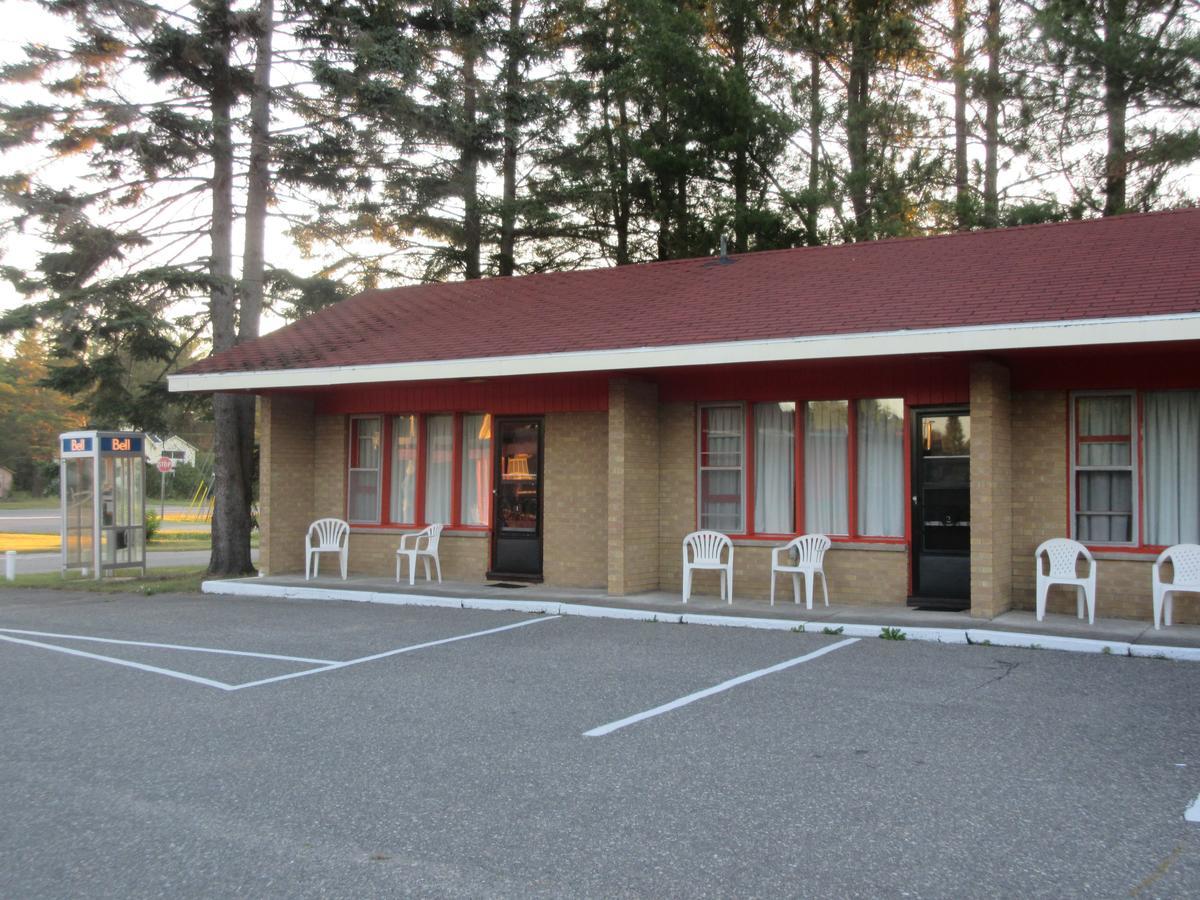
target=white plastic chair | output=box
[1035,538,1097,624]
[771,534,831,609]
[305,518,349,580]
[396,524,444,586]
[1152,543,1200,630]
[682,530,734,604]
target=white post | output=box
[5,550,15,581]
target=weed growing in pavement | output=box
[823,626,844,635]
[1102,646,1112,654]
[791,626,804,633]
[880,627,906,641]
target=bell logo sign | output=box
[110,437,132,452]
[70,439,87,452]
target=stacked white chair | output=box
[682,530,734,604]
[1035,538,1097,624]
[1152,543,1200,629]
[396,524,444,586]
[305,518,350,580]
[770,534,831,608]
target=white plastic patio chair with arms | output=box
[682,530,734,604]
[1152,543,1200,630]
[770,534,831,609]
[305,518,349,580]
[396,524,444,586]
[1035,538,1097,624]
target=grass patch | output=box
[0,566,211,595]
[0,493,57,510]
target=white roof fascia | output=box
[168,312,1200,393]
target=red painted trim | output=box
[352,524,490,535]
[451,412,464,527]
[1084,544,1162,556]
[794,404,804,535]
[1065,395,1073,537]
[847,401,859,537]
[903,405,913,595]
[415,415,427,526]
[694,404,703,530]
[1136,392,1145,547]
[744,405,755,535]
[1078,434,1131,443]
[312,374,608,416]
[379,416,393,525]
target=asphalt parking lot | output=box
[1,588,1198,898]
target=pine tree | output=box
[1033,0,1200,216]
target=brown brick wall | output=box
[259,394,315,575]
[608,379,660,594]
[344,530,490,582]
[657,402,695,593]
[1009,389,1199,624]
[970,360,1014,618]
[545,411,608,588]
[313,414,347,520]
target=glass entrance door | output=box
[489,418,543,580]
[911,409,971,607]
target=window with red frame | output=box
[348,413,492,527]
[697,399,904,539]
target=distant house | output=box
[144,435,199,467]
[0,466,12,499]
[171,209,1200,625]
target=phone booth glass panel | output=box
[59,431,146,579]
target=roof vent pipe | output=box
[720,234,728,259]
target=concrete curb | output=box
[202,580,1197,661]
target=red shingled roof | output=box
[186,209,1200,376]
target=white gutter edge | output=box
[169,311,1200,393]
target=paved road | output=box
[0,589,1196,898]
[0,505,209,535]
[8,548,257,575]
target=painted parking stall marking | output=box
[0,616,560,692]
[1186,793,1200,823]
[584,637,860,737]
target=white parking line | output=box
[583,637,860,737]
[0,632,237,690]
[0,628,339,665]
[0,615,560,691]
[228,615,560,690]
[1186,793,1200,823]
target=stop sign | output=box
[156,456,176,474]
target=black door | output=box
[910,408,971,608]
[489,417,543,581]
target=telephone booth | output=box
[59,431,147,579]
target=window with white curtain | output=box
[390,414,417,523]
[424,414,453,524]
[699,404,744,532]
[1144,391,1200,545]
[348,417,381,523]
[460,413,492,526]
[805,401,849,534]
[754,402,794,533]
[1073,394,1134,543]
[857,399,904,537]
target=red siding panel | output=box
[305,373,609,415]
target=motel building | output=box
[170,209,1200,625]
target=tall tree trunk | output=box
[1102,0,1128,216]
[615,99,631,265]
[462,36,482,279]
[951,0,970,230]
[731,7,748,254]
[806,49,821,246]
[982,0,1001,227]
[208,0,254,576]
[499,0,524,276]
[240,0,273,343]
[846,1,873,241]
